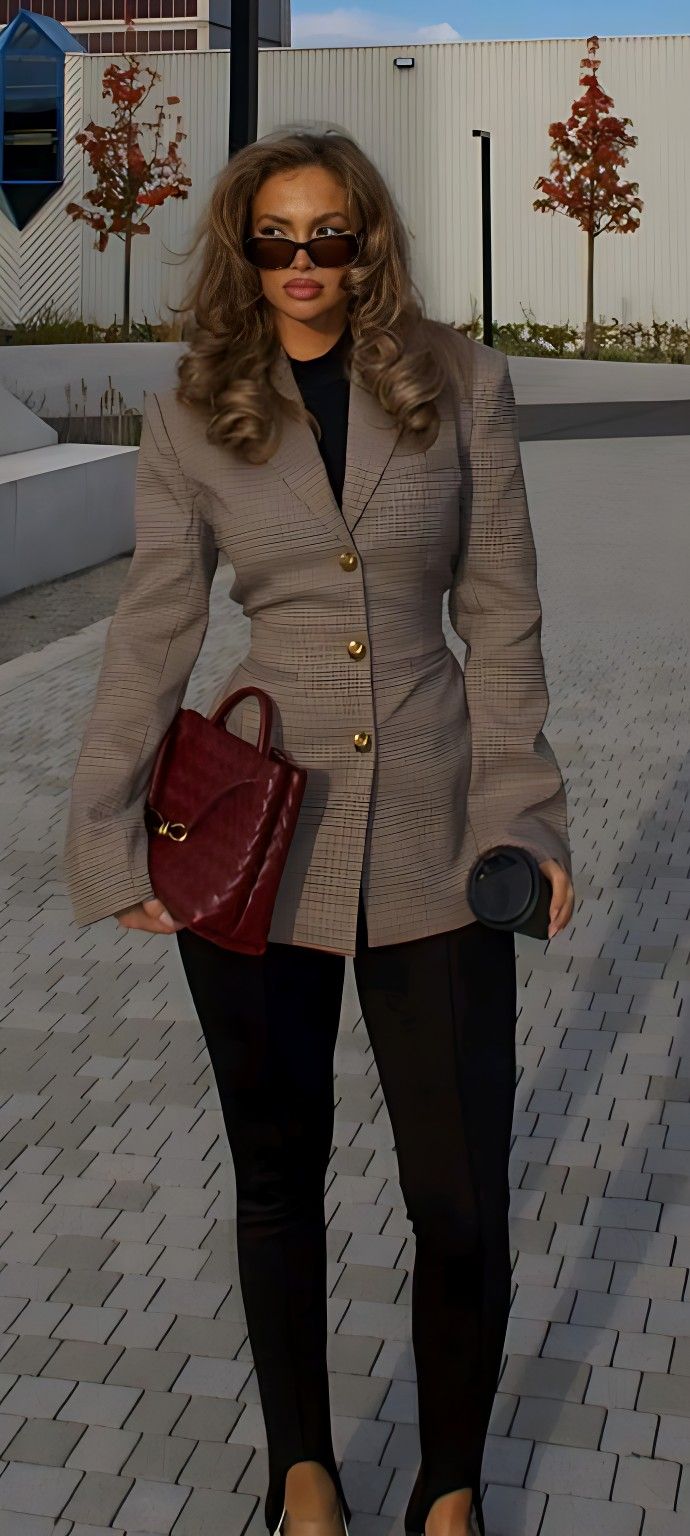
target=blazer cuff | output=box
[487,813,573,881]
[65,817,156,926]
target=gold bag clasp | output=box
[148,806,188,842]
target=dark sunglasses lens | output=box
[246,234,361,269]
[309,235,359,266]
[247,238,296,270]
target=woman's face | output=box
[248,165,360,331]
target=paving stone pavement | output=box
[0,433,688,1536]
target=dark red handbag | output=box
[144,686,307,955]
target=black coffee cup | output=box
[467,844,552,939]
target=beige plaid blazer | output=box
[63,321,572,955]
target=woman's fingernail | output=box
[160,910,176,928]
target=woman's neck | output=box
[274,311,351,362]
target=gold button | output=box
[339,550,358,571]
[347,639,367,659]
[354,731,372,752]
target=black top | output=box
[287,323,351,509]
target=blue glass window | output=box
[1,20,62,185]
[0,15,84,229]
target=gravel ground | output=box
[0,550,231,665]
[0,555,132,664]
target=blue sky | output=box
[291,2,689,46]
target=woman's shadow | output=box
[482,750,690,1526]
[332,695,689,1533]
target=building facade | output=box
[0,0,290,55]
[0,16,688,333]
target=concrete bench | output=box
[0,441,137,597]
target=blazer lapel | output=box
[269,344,406,540]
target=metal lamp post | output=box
[472,129,493,347]
[229,0,259,158]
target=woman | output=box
[64,128,574,1536]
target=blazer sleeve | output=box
[448,343,573,880]
[63,391,219,925]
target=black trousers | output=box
[175,888,517,1536]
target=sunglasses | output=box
[243,231,364,270]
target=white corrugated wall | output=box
[79,49,231,333]
[0,50,84,338]
[1,35,688,331]
[258,36,690,329]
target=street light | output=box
[229,0,259,159]
[472,128,493,347]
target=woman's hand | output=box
[116,897,185,934]
[539,859,575,939]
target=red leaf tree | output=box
[533,35,643,356]
[66,9,192,338]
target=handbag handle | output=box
[208,685,274,754]
[148,686,275,809]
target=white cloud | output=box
[291,8,462,47]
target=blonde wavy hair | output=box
[173,125,468,462]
